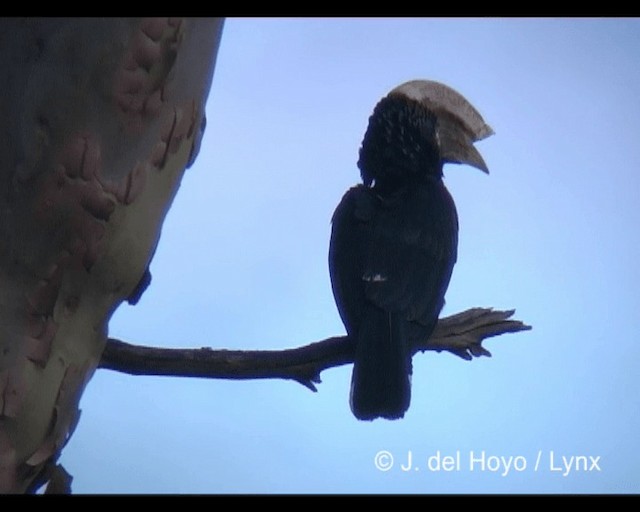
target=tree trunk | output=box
[0,17,223,493]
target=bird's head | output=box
[358,80,493,188]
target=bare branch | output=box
[98,307,531,390]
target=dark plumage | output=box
[329,81,491,420]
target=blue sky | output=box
[60,18,640,493]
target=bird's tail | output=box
[350,305,412,420]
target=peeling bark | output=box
[0,17,223,494]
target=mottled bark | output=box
[0,17,223,494]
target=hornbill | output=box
[329,80,493,420]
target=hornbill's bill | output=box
[329,80,493,420]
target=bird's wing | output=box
[362,183,458,329]
[329,185,373,337]
[329,183,458,334]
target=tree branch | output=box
[98,307,530,390]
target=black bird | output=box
[329,80,493,420]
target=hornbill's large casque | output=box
[329,80,493,420]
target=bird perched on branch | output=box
[329,80,493,420]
